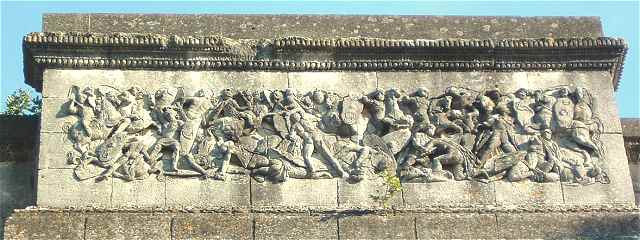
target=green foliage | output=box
[3,88,42,116]
[371,170,403,208]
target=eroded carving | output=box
[61,85,608,185]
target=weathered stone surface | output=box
[495,181,563,206]
[288,72,377,96]
[376,72,442,93]
[563,134,635,206]
[42,69,130,98]
[166,174,250,209]
[36,168,112,208]
[203,71,289,91]
[43,14,90,32]
[112,177,166,208]
[523,16,603,38]
[337,178,402,208]
[255,213,338,240]
[440,71,528,94]
[403,182,466,207]
[338,214,415,239]
[252,179,337,208]
[37,132,75,170]
[403,181,494,207]
[3,212,84,240]
[40,97,77,133]
[85,213,172,240]
[44,14,602,39]
[155,71,289,95]
[172,213,252,240]
[89,14,167,35]
[415,213,497,239]
[496,212,640,239]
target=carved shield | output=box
[553,98,574,129]
[340,98,363,125]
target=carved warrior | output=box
[61,85,608,185]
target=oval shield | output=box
[340,98,363,125]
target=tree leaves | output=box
[2,89,41,116]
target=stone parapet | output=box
[4,207,640,239]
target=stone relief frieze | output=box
[60,84,609,185]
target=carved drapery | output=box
[60,84,608,185]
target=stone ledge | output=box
[4,209,640,239]
[13,204,640,214]
[43,14,604,40]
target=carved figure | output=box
[59,85,608,185]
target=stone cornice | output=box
[23,32,627,92]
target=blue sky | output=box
[1,1,639,117]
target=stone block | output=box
[85,213,172,240]
[36,168,112,208]
[337,178,402,208]
[42,69,128,98]
[111,177,166,209]
[3,211,85,240]
[204,71,288,91]
[415,213,498,239]
[37,132,75,169]
[154,71,288,96]
[495,181,563,206]
[172,213,252,240]
[165,174,250,209]
[42,69,159,98]
[496,212,640,239]
[403,181,494,207]
[43,14,90,32]
[440,71,529,94]
[523,16,602,38]
[150,71,205,96]
[90,14,167,34]
[338,214,415,239]
[254,213,338,240]
[376,72,442,93]
[563,134,635,206]
[40,97,77,133]
[251,178,337,208]
[288,72,377,96]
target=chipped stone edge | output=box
[13,204,640,215]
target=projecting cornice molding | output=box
[23,32,627,92]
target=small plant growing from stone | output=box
[371,170,403,208]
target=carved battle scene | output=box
[60,83,609,185]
